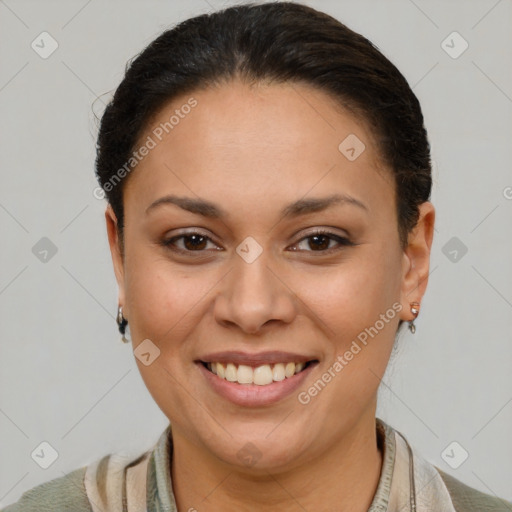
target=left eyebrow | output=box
[145,193,369,219]
[280,193,369,218]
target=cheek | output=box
[123,247,197,341]
[303,246,401,336]
[298,264,399,415]
[301,243,401,394]
[123,253,207,410]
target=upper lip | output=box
[197,351,318,366]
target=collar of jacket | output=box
[84,417,458,512]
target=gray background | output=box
[1,0,511,507]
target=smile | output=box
[197,358,320,407]
[202,361,314,385]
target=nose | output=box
[213,248,297,334]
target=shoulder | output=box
[1,450,153,512]
[1,427,171,512]
[435,466,512,512]
[378,417,511,512]
[1,466,92,512]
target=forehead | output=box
[124,80,394,222]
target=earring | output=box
[408,302,420,334]
[116,305,130,343]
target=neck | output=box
[170,409,383,512]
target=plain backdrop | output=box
[1,0,511,507]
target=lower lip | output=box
[197,361,318,407]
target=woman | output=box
[3,2,510,511]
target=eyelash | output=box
[161,229,355,255]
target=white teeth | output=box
[225,363,238,382]
[237,364,254,384]
[253,364,273,385]
[285,362,296,378]
[205,361,310,385]
[272,363,286,381]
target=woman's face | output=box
[107,80,434,471]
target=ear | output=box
[399,201,436,322]
[105,204,126,308]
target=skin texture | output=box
[106,80,435,511]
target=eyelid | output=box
[165,227,213,239]
[295,226,351,240]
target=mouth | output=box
[199,360,318,386]
[195,350,320,406]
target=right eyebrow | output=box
[146,195,224,218]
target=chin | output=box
[203,427,307,472]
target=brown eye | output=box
[291,230,355,253]
[162,232,219,252]
[181,234,208,251]
[307,234,331,251]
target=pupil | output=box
[310,235,329,251]
[184,235,207,250]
